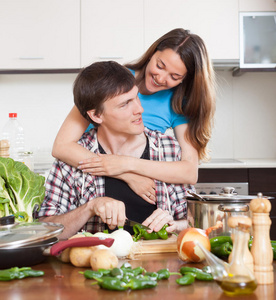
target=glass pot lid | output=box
[0,219,64,249]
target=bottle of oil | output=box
[1,113,25,161]
[217,223,257,296]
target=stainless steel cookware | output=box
[186,188,272,238]
[0,216,114,269]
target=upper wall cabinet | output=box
[0,0,80,70]
[81,0,144,67]
[144,0,239,60]
[239,0,276,12]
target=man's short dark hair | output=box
[73,61,136,126]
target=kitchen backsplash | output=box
[0,70,275,166]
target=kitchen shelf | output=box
[0,69,81,75]
[211,59,239,71]
[232,67,276,77]
[1,64,275,77]
[0,60,239,75]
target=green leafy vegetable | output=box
[0,157,45,222]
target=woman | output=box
[52,28,216,203]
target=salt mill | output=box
[250,193,274,284]
[228,215,254,273]
[0,139,10,158]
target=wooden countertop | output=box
[1,254,275,300]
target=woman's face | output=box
[144,48,187,94]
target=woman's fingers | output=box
[78,156,103,172]
[142,193,156,204]
[143,186,156,203]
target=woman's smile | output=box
[152,76,162,87]
[144,49,187,94]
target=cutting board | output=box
[131,235,177,255]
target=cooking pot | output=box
[0,216,114,269]
[186,189,273,238]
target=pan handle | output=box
[49,237,115,256]
[218,204,249,213]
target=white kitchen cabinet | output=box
[81,0,144,67]
[239,0,276,12]
[0,0,80,69]
[144,0,239,60]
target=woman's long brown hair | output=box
[125,28,216,162]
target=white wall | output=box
[210,71,276,159]
[0,73,77,166]
[0,70,276,165]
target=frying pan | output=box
[0,217,114,269]
[0,236,114,269]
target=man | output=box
[37,61,192,239]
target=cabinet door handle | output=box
[98,56,123,59]
[19,57,44,60]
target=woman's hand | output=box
[78,155,156,204]
[122,173,156,204]
[142,208,176,233]
[78,154,128,176]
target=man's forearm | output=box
[39,202,93,239]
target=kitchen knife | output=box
[125,219,151,231]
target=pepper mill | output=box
[228,215,254,273]
[250,193,274,284]
[0,139,10,158]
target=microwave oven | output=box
[239,12,276,69]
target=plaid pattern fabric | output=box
[144,127,194,219]
[37,127,194,233]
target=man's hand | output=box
[142,208,177,233]
[91,197,126,230]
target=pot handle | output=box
[218,204,249,213]
[49,237,115,256]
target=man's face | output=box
[98,86,144,136]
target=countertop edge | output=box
[199,159,276,169]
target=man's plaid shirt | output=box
[37,127,195,233]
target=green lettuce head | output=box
[0,157,45,222]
